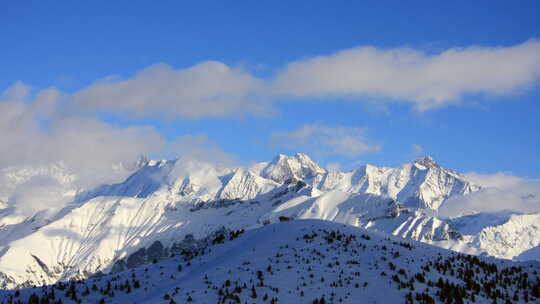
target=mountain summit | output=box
[414,155,438,168]
[260,153,325,183]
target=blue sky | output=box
[1,1,540,179]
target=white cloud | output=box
[1,81,31,101]
[463,172,523,189]
[72,61,268,119]
[19,40,538,124]
[273,40,540,111]
[54,40,540,122]
[8,175,74,218]
[0,83,165,186]
[439,172,540,217]
[271,124,381,157]
[0,82,233,217]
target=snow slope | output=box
[516,244,540,262]
[1,220,539,304]
[0,153,539,289]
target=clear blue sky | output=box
[2,1,540,177]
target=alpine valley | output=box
[0,154,539,303]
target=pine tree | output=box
[250,285,257,299]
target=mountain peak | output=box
[414,155,438,168]
[269,153,317,166]
[263,153,324,183]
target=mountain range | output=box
[0,153,539,291]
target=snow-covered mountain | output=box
[1,220,539,304]
[0,153,539,290]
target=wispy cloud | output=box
[163,134,235,165]
[463,172,524,189]
[439,172,540,217]
[411,144,424,157]
[271,124,381,157]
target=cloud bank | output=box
[59,40,540,119]
[0,83,165,186]
[0,83,233,218]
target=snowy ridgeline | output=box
[0,153,539,290]
[0,220,539,304]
